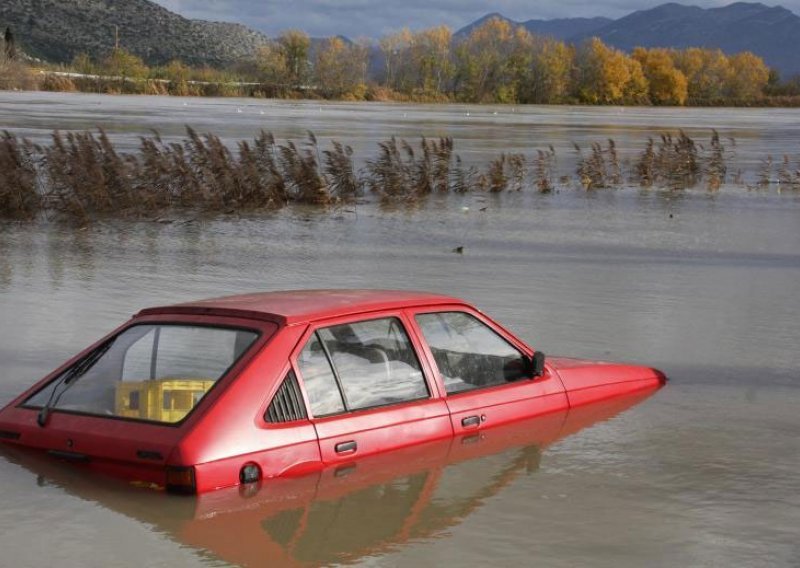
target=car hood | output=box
[547,357,666,407]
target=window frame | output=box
[20,320,265,427]
[291,312,438,419]
[409,306,534,397]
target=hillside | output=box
[0,0,270,66]
[455,12,611,40]
[458,2,800,76]
[575,2,800,76]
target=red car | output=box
[0,289,666,494]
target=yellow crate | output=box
[115,378,215,423]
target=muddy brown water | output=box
[0,92,799,567]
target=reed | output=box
[705,130,726,191]
[533,146,556,193]
[576,141,616,189]
[42,129,136,218]
[757,156,773,188]
[365,136,457,199]
[776,155,800,189]
[0,131,40,218]
[0,127,778,221]
[323,141,361,199]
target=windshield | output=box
[25,324,259,424]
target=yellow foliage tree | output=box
[725,51,769,101]
[409,26,453,95]
[315,37,368,97]
[454,18,532,103]
[524,37,573,103]
[632,47,688,105]
[672,48,731,102]
[102,48,148,80]
[575,38,645,104]
[379,28,413,92]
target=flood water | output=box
[0,92,799,567]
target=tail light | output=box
[165,465,196,494]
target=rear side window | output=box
[265,371,308,423]
[415,312,527,394]
[25,324,260,424]
[296,317,429,415]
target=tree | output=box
[379,28,413,91]
[4,27,16,60]
[314,37,368,97]
[102,48,148,80]
[522,37,573,104]
[71,53,95,75]
[673,48,731,102]
[256,42,289,85]
[574,38,645,104]
[624,57,650,104]
[279,30,311,86]
[725,51,769,101]
[453,17,532,103]
[408,26,453,95]
[633,47,688,105]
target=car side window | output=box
[297,334,346,417]
[296,317,429,415]
[415,312,527,394]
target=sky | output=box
[151,1,797,38]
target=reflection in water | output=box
[1,389,658,567]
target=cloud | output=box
[150,0,800,38]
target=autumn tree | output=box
[256,42,289,85]
[379,28,413,92]
[256,30,312,87]
[453,18,533,103]
[633,47,688,105]
[725,51,769,101]
[71,53,95,75]
[673,48,731,102]
[521,37,573,104]
[408,26,453,95]
[314,37,368,97]
[281,30,311,85]
[102,48,148,80]
[574,38,647,104]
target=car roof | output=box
[136,289,467,326]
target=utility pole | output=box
[114,24,119,51]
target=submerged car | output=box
[0,289,666,493]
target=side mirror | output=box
[528,351,546,378]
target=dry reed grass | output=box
[0,131,40,218]
[0,127,770,221]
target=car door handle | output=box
[335,440,357,454]
[461,415,480,428]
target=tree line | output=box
[3,17,799,105]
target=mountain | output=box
[457,3,800,76]
[521,17,613,40]
[0,0,270,66]
[454,13,611,40]
[574,2,800,76]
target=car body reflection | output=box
[1,387,660,567]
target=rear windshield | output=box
[25,324,259,424]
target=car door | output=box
[291,312,452,466]
[408,307,568,434]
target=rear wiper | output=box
[37,340,115,427]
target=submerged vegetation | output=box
[2,18,799,106]
[0,127,795,221]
